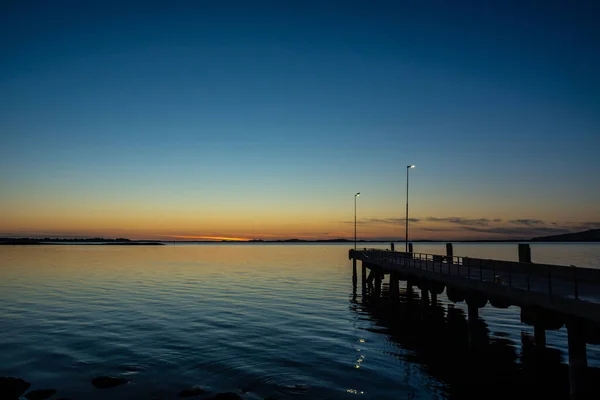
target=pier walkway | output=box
[351,248,600,323]
[349,244,600,400]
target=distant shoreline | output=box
[1,239,599,245]
[0,239,164,245]
[1,229,598,245]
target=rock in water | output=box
[0,377,31,399]
[91,376,128,389]
[24,389,57,400]
[213,393,243,400]
[178,386,207,397]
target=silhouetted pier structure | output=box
[349,244,600,400]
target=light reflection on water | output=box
[0,243,599,399]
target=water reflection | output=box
[352,289,572,399]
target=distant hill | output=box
[530,229,600,242]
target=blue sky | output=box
[1,1,599,240]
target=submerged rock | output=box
[213,393,243,400]
[24,389,57,400]
[91,376,128,389]
[0,377,31,399]
[178,386,207,397]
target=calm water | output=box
[1,243,599,399]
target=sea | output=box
[1,243,599,399]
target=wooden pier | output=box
[349,244,600,400]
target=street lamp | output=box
[405,165,415,252]
[354,192,360,250]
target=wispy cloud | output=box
[462,226,570,237]
[426,217,491,226]
[417,216,599,239]
[508,219,544,226]
[419,225,570,238]
[341,217,421,225]
[575,221,600,230]
[345,214,598,240]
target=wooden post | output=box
[446,243,453,264]
[518,243,532,263]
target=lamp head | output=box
[355,192,360,197]
[407,165,415,169]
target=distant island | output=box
[1,229,599,245]
[530,229,600,242]
[0,238,164,245]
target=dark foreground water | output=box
[1,243,599,399]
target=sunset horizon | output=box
[1,215,597,242]
[2,2,598,245]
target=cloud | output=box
[419,225,570,238]
[462,226,570,237]
[575,221,600,230]
[508,219,544,226]
[341,217,421,225]
[340,214,599,240]
[426,217,491,226]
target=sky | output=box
[1,0,599,241]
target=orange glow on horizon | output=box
[162,235,252,242]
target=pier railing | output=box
[356,249,600,303]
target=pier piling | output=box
[534,324,547,349]
[352,259,357,288]
[567,319,588,399]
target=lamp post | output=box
[405,165,415,252]
[354,192,360,250]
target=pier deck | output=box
[351,248,600,323]
[350,245,600,399]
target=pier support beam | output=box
[466,294,487,351]
[430,291,437,305]
[406,280,414,298]
[420,288,429,307]
[567,319,588,399]
[534,324,546,349]
[390,272,399,299]
[468,303,478,321]
[374,269,382,299]
[467,303,479,351]
[361,263,367,295]
[352,259,357,289]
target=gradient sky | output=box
[1,0,599,240]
